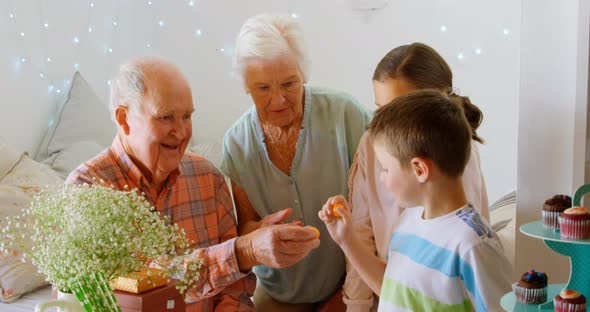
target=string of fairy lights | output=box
[5,0,218,127]
[5,0,512,127]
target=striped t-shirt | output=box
[379,205,511,312]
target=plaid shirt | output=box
[66,138,255,312]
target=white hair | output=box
[109,61,146,122]
[234,13,311,82]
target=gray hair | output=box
[109,61,146,122]
[234,14,311,82]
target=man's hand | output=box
[236,224,320,270]
[318,195,353,246]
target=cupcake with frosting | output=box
[559,207,590,239]
[512,269,548,303]
[542,194,571,230]
[554,289,586,312]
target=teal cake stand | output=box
[501,184,590,311]
[501,284,566,311]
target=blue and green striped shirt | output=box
[379,205,511,312]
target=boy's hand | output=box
[318,195,353,245]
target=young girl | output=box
[343,43,490,311]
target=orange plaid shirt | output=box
[66,138,255,312]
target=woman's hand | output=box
[233,182,302,234]
[259,207,303,228]
[318,195,353,246]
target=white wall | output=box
[0,0,520,203]
[517,0,589,281]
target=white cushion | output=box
[0,138,23,180]
[42,141,106,179]
[35,72,115,165]
[490,201,515,267]
[0,145,63,303]
[0,185,49,303]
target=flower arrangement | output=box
[0,182,202,310]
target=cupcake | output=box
[512,269,548,304]
[554,289,586,312]
[543,194,572,229]
[559,207,590,239]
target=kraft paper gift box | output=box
[52,280,185,312]
[114,282,185,312]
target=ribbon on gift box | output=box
[110,268,168,294]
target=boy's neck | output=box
[421,176,468,219]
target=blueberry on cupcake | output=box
[512,269,548,304]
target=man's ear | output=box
[115,106,130,135]
[410,157,431,183]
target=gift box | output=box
[114,282,186,312]
[110,267,168,294]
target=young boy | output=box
[319,90,511,311]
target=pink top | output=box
[343,132,490,311]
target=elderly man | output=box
[67,57,320,312]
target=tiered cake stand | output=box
[500,184,590,311]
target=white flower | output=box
[0,184,199,293]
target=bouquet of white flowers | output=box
[0,182,201,311]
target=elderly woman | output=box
[68,57,321,312]
[220,14,371,311]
